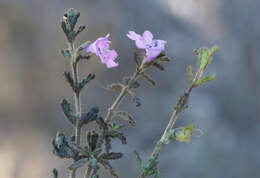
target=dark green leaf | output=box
[173,93,189,113]
[141,73,156,86]
[134,150,143,172]
[60,49,72,59]
[113,111,136,127]
[79,74,95,91]
[61,99,76,125]
[100,152,123,160]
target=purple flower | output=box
[85,34,119,68]
[127,30,167,62]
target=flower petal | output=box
[85,34,118,68]
[104,50,119,68]
[127,31,146,49]
[146,48,162,62]
[143,30,153,45]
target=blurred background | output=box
[0,0,260,177]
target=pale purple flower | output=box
[127,30,167,62]
[85,34,118,68]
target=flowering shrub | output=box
[52,8,219,178]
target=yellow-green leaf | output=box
[174,124,195,142]
[194,73,217,87]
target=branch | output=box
[104,71,139,122]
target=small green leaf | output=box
[186,65,195,84]
[194,46,219,72]
[134,150,143,172]
[110,124,125,132]
[174,124,195,142]
[92,148,102,156]
[194,73,217,87]
[113,111,136,127]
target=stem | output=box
[69,169,76,178]
[68,41,82,178]
[84,163,92,178]
[104,71,139,122]
[151,71,201,158]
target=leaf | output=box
[193,46,219,72]
[127,90,141,107]
[81,107,99,125]
[64,8,80,31]
[76,41,92,61]
[64,71,75,90]
[132,96,141,107]
[113,111,136,127]
[154,170,161,178]
[77,41,92,52]
[75,25,86,37]
[61,99,76,125]
[110,124,125,132]
[174,124,195,142]
[107,83,124,92]
[186,65,195,84]
[100,152,123,160]
[141,73,156,86]
[152,63,164,71]
[173,93,189,113]
[194,73,217,87]
[61,8,80,42]
[92,148,102,157]
[134,52,140,67]
[143,156,159,176]
[79,74,95,90]
[98,159,119,178]
[157,56,171,63]
[52,168,58,178]
[61,49,72,59]
[67,158,88,170]
[133,150,143,172]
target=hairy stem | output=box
[69,41,82,178]
[104,71,139,122]
[151,71,201,158]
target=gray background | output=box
[0,0,259,177]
